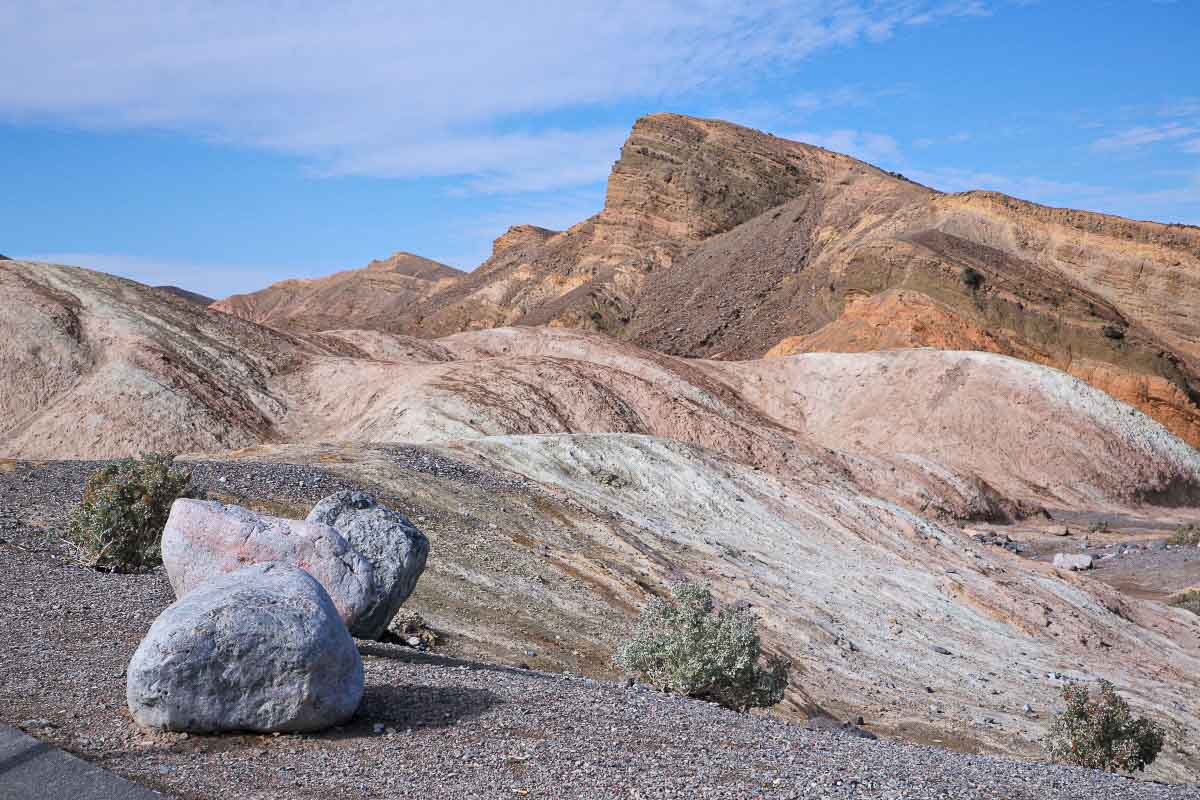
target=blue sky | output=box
[2,1,1198,298]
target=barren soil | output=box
[2,459,1197,799]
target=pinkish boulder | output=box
[161,499,375,630]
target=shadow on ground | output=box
[359,641,562,682]
[354,683,503,731]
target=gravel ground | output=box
[1,459,1196,800]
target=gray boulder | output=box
[162,499,375,630]
[307,491,430,640]
[1053,552,1094,571]
[127,563,363,733]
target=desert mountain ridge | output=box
[210,250,462,332]
[155,285,215,306]
[208,113,1200,448]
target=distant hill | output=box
[210,251,462,332]
[155,285,214,306]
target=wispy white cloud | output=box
[913,131,972,148]
[0,1,995,195]
[316,127,628,196]
[787,128,902,165]
[907,166,1110,199]
[1090,122,1199,152]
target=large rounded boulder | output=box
[127,562,364,733]
[306,491,430,640]
[162,498,375,629]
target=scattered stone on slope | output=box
[161,498,376,628]
[126,562,363,733]
[804,715,879,741]
[306,490,430,639]
[974,530,1024,554]
[1053,553,1095,571]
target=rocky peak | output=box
[363,252,462,281]
[491,224,558,257]
[599,113,855,241]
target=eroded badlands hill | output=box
[211,114,1200,448]
[7,260,1198,515]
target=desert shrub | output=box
[67,453,193,572]
[1168,589,1200,616]
[388,608,439,648]
[1168,524,1200,546]
[1045,680,1164,773]
[614,582,789,712]
[960,266,984,289]
[1102,324,1126,340]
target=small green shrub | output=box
[960,266,984,289]
[1045,680,1164,773]
[614,582,789,712]
[67,453,193,572]
[1168,589,1200,616]
[1168,524,1200,546]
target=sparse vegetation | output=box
[1045,680,1164,773]
[1168,589,1200,616]
[960,266,984,290]
[388,608,440,648]
[1087,520,1109,534]
[1102,324,1126,340]
[67,453,193,572]
[614,582,789,712]
[1168,524,1200,546]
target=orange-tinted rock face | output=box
[600,113,844,241]
[766,290,1200,447]
[765,290,1041,359]
[490,225,559,258]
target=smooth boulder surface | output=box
[162,498,375,628]
[1053,553,1095,571]
[306,490,430,639]
[126,562,364,733]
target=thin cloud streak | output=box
[1090,123,1199,152]
[0,1,996,194]
[787,128,902,165]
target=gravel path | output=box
[1,460,1195,799]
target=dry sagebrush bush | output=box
[1168,589,1200,616]
[67,453,193,572]
[1045,680,1164,773]
[1168,524,1200,546]
[614,582,789,712]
